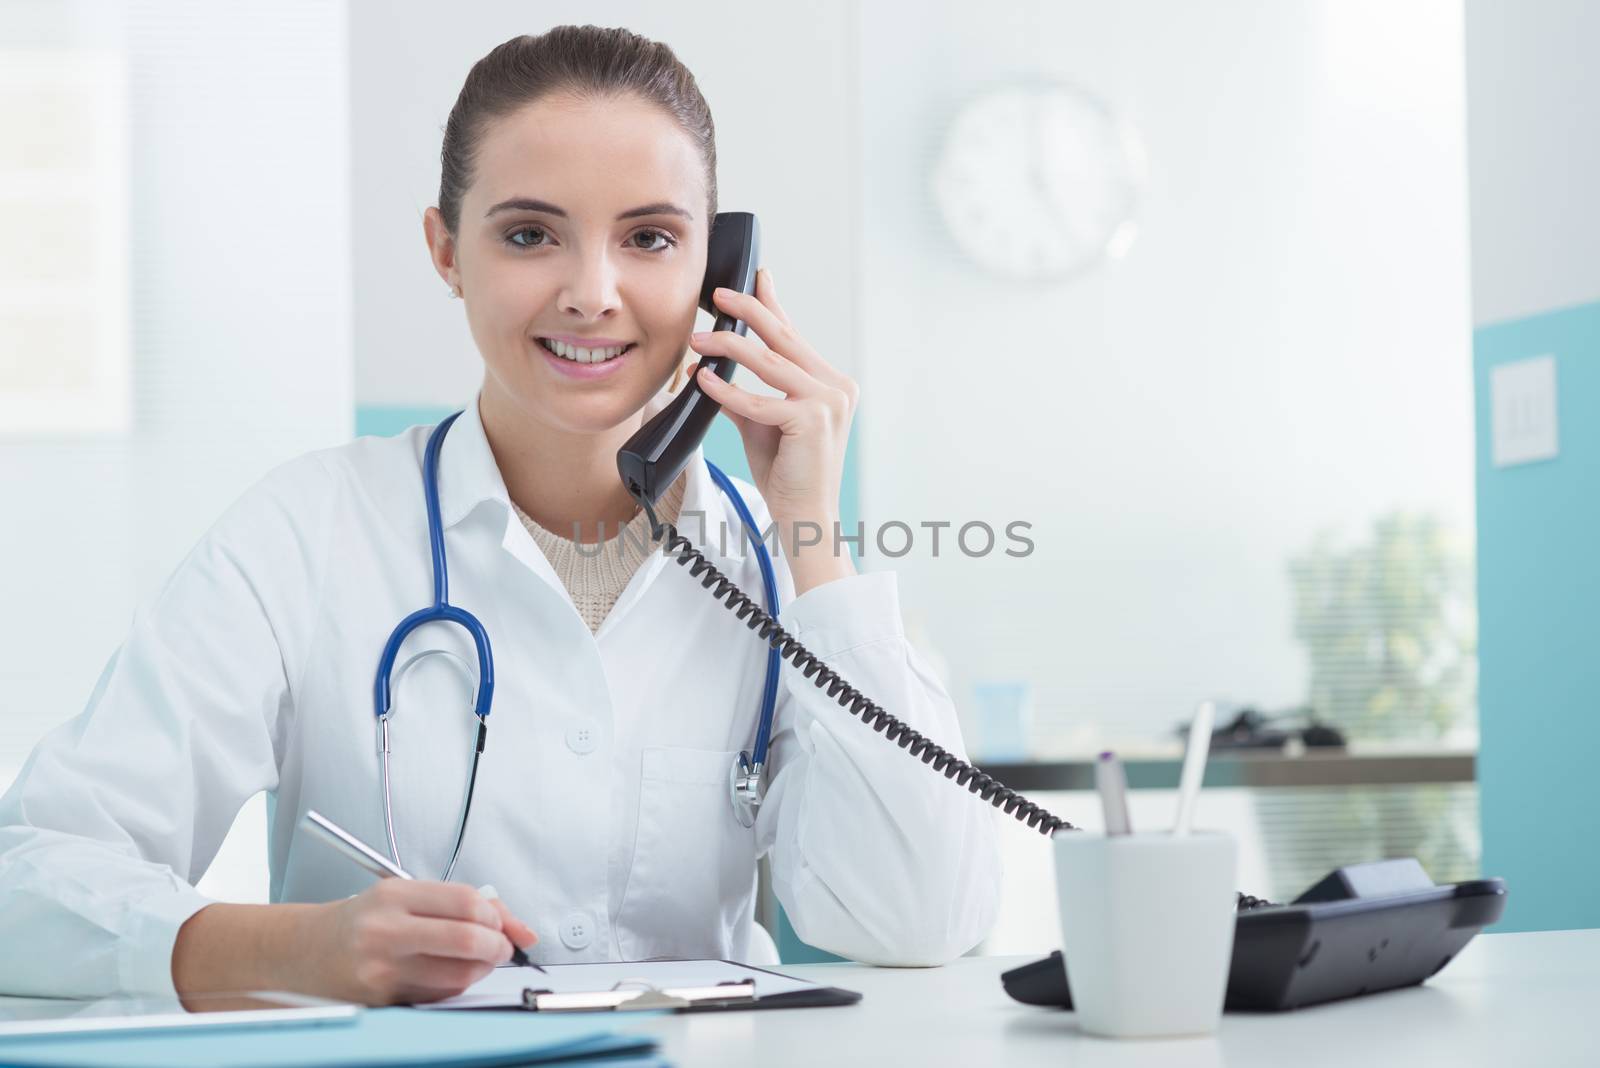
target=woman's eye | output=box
[504,225,674,251]
[506,226,550,248]
[630,228,677,252]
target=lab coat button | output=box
[564,721,598,755]
[559,911,593,949]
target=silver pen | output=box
[1094,751,1133,835]
[299,809,542,971]
[302,809,412,880]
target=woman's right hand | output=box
[306,879,538,1005]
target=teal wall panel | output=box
[1474,300,1600,932]
[354,405,454,439]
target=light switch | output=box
[1491,354,1559,468]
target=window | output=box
[0,45,129,433]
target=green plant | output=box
[1287,512,1477,741]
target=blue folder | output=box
[0,1008,661,1068]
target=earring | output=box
[447,284,461,299]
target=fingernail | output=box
[691,331,710,341]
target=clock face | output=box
[932,83,1144,281]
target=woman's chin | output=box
[536,391,660,438]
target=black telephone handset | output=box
[617,213,1265,910]
[617,211,761,507]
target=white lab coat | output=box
[0,392,1001,998]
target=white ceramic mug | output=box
[1052,830,1237,1038]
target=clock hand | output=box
[1027,126,1088,253]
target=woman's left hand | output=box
[687,268,858,592]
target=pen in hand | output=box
[300,809,544,973]
[478,885,545,972]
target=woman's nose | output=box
[558,249,622,320]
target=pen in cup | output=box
[300,809,542,972]
[1172,700,1216,836]
[1095,751,1132,835]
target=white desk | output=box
[631,929,1599,1067]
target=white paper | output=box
[417,959,821,1010]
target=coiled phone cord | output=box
[639,500,1274,910]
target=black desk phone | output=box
[1004,859,1507,1011]
[618,216,1508,993]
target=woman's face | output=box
[426,92,709,437]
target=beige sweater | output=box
[510,471,689,632]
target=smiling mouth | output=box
[537,338,636,365]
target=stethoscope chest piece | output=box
[729,751,764,829]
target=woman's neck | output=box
[478,387,644,544]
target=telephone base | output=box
[1002,860,1508,1013]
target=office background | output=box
[0,0,1592,956]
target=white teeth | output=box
[541,339,629,364]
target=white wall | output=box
[856,0,1473,748]
[0,0,352,823]
[347,0,859,409]
[1465,0,1600,325]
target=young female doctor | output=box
[0,26,1000,1006]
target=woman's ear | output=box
[422,206,458,290]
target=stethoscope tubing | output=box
[371,411,779,880]
[705,460,780,769]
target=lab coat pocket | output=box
[617,746,758,961]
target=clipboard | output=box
[419,959,861,1015]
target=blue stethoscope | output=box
[372,410,780,880]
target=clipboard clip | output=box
[522,978,758,1013]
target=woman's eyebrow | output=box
[484,197,692,221]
